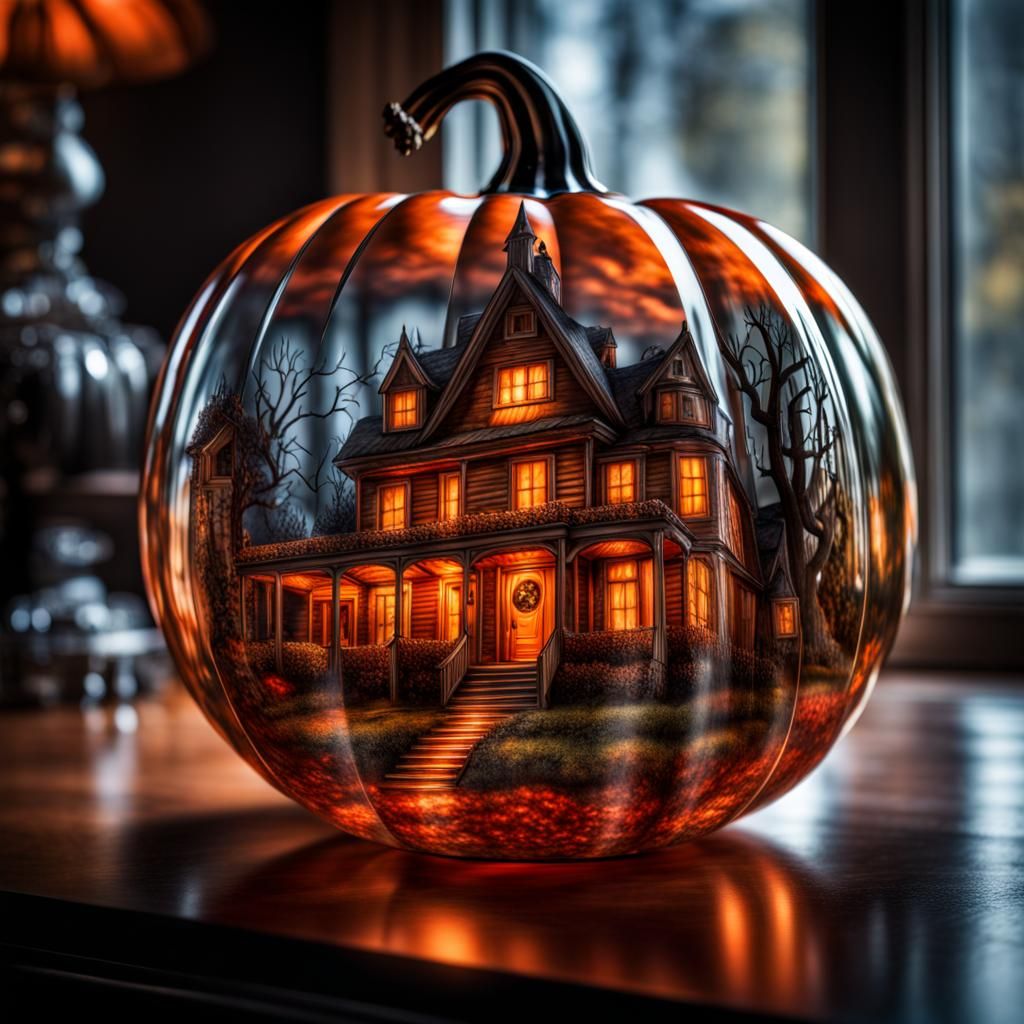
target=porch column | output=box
[556,538,567,632]
[273,572,283,674]
[462,558,471,640]
[652,530,667,667]
[390,560,403,704]
[238,576,247,641]
[330,568,340,679]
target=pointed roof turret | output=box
[503,200,537,273]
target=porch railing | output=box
[439,632,469,706]
[386,636,398,704]
[537,626,562,709]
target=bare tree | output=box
[716,305,841,658]
[193,337,393,549]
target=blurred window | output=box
[445,0,814,242]
[951,0,1024,583]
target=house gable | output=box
[420,266,625,443]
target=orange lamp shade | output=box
[0,0,210,86]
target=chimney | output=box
[532,240,562,304]
[503,201,536,274]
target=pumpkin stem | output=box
[383,50,608,197]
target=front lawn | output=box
[458,701,775,792]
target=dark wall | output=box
[80,0,330,342]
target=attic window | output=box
[387,388,422,431]
[505,308,536,339]
[495,361,551,407]
[671,358,686,377]
[773,598,799,638]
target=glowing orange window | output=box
[659,390,677,421]
[605,461,636,504]
[513,459,549,509]
[606,560,640,630]
[496,362,550,407]
[440,472,461,521]
[774,599,798,638]
[388,389,420,430]
[378,483,407,531]
[443,582,462,641]
[679,456,709,517]
[687,559,713,631]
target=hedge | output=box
[396,638,457,706]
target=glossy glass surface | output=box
[141,56,915,860]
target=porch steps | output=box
[379,664,538,791]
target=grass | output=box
[458,701,773,792]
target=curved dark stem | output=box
[383,50,608,197]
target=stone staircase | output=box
[380,664,538,791]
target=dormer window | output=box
[505,308,536,339]
[671,358,686,377]
[495,361,552,407]
[386,388,422,431]
[657,388,706,425]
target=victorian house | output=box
[228,205,800,708]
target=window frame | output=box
[686,557,715,633]
[602,458,640,506]
[385,386,423,432]
[773,597,799,639]
[675,453,712,520]
[377,480,410,532]
[504,306,536,340]
[510,454,555,510]
[493,359,554,409]
[439,470,462,522]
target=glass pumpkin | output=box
[141,52,915,860]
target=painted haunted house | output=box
[209,205,801,731]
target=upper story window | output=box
[658,388,705,425]
[495,361,552,407]
[512,458,551,509]
[678,455,709,517]
[386,388,422,431]
[726,484,745,560]
[505,308,536,339]
[773,598,798,638]
[440,471,461,521]
[687,558,714,631]
[378,482,408,532]
[604,460,637,504]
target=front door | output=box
[502,567,552,661]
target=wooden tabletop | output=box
[2,671,1022,1022]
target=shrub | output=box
[562,628,654,665]
[396,638,456,706]
[340,645,390,704]
[243,641,327,688]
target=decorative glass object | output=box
[142,53,916,860]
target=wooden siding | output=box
[354,582,370,646]
[437,296,604,437]
[410,578,438,639]
[359,480,375,531]
[576,558,591,631]
[412,473,439,525]
[666,557,684,625]
[554,446,586,506]
[466,459,508,514]
[645,450,672,504]
[479,568,497,662]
